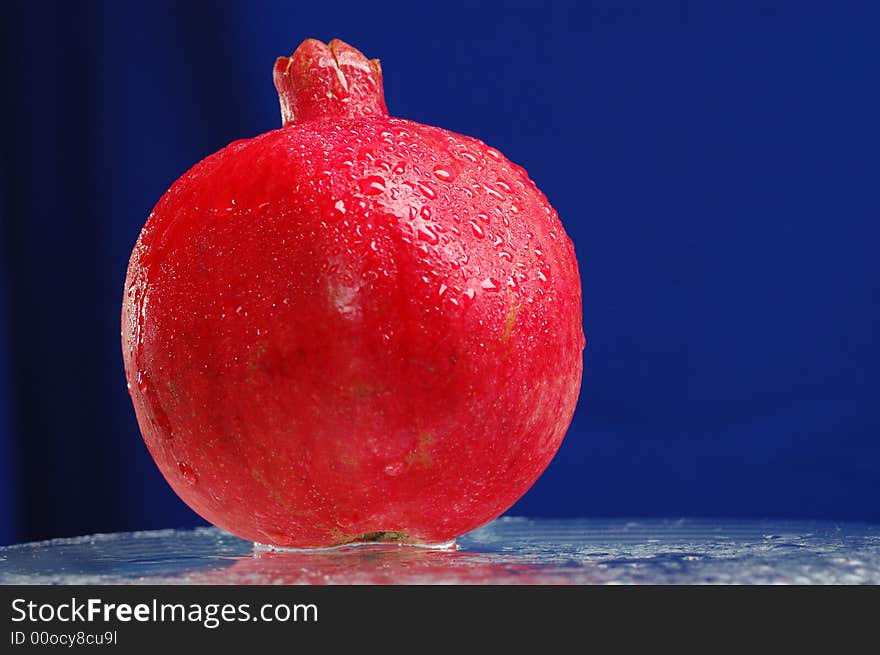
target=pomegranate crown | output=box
[273,38,389,126]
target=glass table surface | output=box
[2,518,878,585]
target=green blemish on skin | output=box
[501,300,519,344]
[333,438,359,467]
[250,465,300,513]
[248,343,269,370]
[405,432,434,468]
[351,382,385,398]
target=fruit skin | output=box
[122,39,584,548]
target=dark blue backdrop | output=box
[1,1,878,545]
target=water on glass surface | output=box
[1,518,879,584]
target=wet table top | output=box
[2,518,878,584]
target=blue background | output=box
[1,1,878,545]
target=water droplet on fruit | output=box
[178,462,198,485]
[384,462,404,476]
[477,213,490,224]
[420,206,432,220]
[481,278,500,291]
[358,175,386,195]
[463,288,476,301]
[469,221,485,238]
[136,370,149,392]
[417,225,439,244]
[438,283,448,296]
[484,184,504,201]
[458,150,478,163]
[485,147,502,160]
[536,270,549,285]
[499,251,513,261]
[417,182,436,199]
[432,166,455,182]
[496,179,512,193]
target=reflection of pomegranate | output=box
[122,38,584,548]
[180,545,577,585]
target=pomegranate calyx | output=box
[273,38,388,126]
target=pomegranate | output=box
[122,38,584,548]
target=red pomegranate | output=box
[122,38,584,548]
